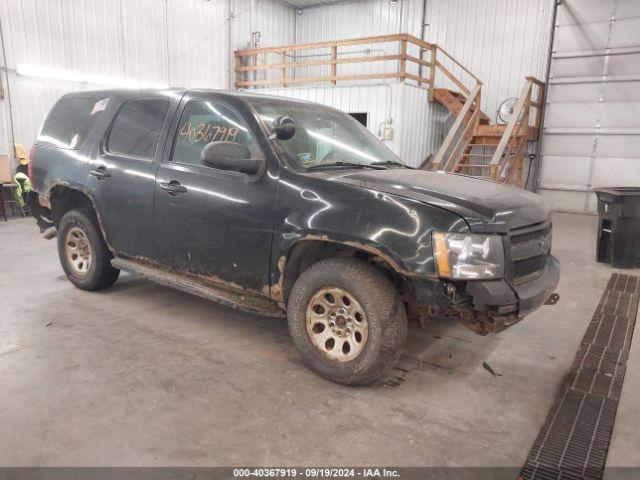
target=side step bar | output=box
[111,257,284,318]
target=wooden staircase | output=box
[430,77,545,187]
[433,88,490,124]
[454,125,537,182]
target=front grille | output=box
[509,221,552,284]
[514,255,547,279]
[511,224,552,245]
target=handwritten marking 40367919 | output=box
[180,122,240,143]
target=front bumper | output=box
[465,255,560,332]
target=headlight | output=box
[433,232,505,279]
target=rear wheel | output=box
[57,210,119,290]
[287,258,407,386]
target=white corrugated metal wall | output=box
[234,0,296,83]
[0,0,556,176]
[233,1,295,55]
[395,82,449,165]
[0,0,294,163]
[538,0,640,213]
[292,0,554,126]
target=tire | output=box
[287,258,407,386]
[57,210,120,291]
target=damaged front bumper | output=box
[409,255,560,335]
[465,255,560,333]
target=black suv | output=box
[30,89,559,385]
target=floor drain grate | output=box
[520,273,639,480]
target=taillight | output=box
[28,145,35,184]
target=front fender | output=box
[269,170,470,300]
[282,231,425,273]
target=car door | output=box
[87,93,177,258]
[153,93,278,294]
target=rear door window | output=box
[38,96,109,149]
[106,98,170,159]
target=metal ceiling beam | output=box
[275,0,368,11]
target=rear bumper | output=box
[465,255,560,332]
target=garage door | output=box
[538,0,640,213]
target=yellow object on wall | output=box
[14,144,28,165]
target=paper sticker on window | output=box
[298,153,314,164]
[91,98,109,115]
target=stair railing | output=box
[430,83,482,171]
[489,77,544,185]
[427,45,483,172]
[234,33,481,97]
[234,34,436,89]
[429,45,481,100]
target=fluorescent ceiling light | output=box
[16,65,169,89]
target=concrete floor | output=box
[1,212,638,467]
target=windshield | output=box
[248,99,403,170]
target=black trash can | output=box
[594,187,640,268]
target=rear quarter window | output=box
[38,96,109,149]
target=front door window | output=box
[172,100,263,168]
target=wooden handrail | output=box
[236,72,405,88]
[435,45,482,84]
[525,75,545,86]
[444,108,479,172]
[234,33,456,91]
[490,80,532,167]
[235,33,425,56]
[235,34,434,88]
[490,77,545,165]
[507,126,530,185]
[405,34,434,51]
[431,83,482,170]
[234,32,535,100]
[405,54,431,68]
[236,54,405,72]
[489,76,545,184]
[435,60,471,95]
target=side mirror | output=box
[271,116,295,141]
[201,141,264,175]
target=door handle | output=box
[160,181,187,195]
[89,166,111,180]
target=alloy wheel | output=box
[305,286,369,362]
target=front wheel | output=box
[57,210,120,291]
[287,258,407,386]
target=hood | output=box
[321,168,550,233]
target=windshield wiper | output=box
[373,160,414,169]
[307,161,389,171]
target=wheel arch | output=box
[274,236,415,304]
[48,184,113,251]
